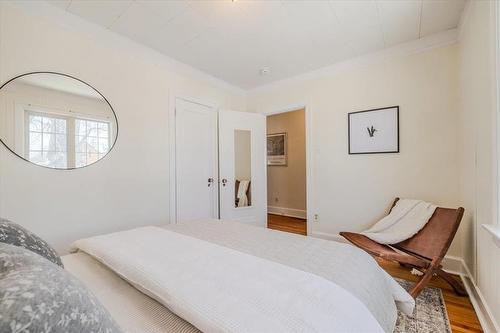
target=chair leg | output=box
[436,269,468,296]
[409,268,435,298]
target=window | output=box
[75,119,110,168]
[25,110,111,169]
[27,113,68,168]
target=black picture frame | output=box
[267,132,287,166]
[348,106,399,155]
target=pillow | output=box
[0,218,63,267]
[0,243,122,333]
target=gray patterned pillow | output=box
[0,218,63,267]
[0,243,122,333]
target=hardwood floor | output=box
[267,213,307,235]
[267,214,483,333]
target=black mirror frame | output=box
[0,71,119,170]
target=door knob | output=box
[221,178,228,187]
[208,178,214,187]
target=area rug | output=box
[394,279,451,333]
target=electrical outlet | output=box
[313,214,319,222]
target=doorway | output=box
[266,108,307,235]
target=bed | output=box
[63,219,414,333]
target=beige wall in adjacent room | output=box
[267,109,306,214]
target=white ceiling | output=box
[46,0,466,89]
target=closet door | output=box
[219,110,266,226]
[175,98,218,222]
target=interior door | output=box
[219,110,266,226]
[175,98,218,222]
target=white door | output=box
[175,98,218,222]
[219,110,267,226]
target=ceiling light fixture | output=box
[260,67,271,76]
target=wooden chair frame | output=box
[340,198,467,298]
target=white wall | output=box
[249,44,462,256]
[0,2,246,253]
[458,0,500,328]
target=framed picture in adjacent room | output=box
[267,132,287,165]
[348,106,399,154]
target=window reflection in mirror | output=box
[0,72,117,169]
[234,129,251,208]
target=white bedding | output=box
[73,226,387,333]
[70,220,414,333]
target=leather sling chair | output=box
[340,198,467,298]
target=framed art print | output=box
[348,106,399,154]
[267,132,287,165]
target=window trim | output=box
[494,0,500,228]
[23,106,112,169]
[24,109,70,169]
[74,118,112,168]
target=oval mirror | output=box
[0,72,117,169]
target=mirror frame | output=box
[0,71,119,170]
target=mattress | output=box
[62,252,199,333]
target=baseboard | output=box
[459,262,500,333]
[440,255,466,275]
[437,257,499,333]
[268,206,306,219]
[309,230,499,332]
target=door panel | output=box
[175,98,218,222]
[219,110,266,226]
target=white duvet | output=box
[72,226,393,333]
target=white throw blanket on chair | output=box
[361,199,437,244]
[237,180,250,207]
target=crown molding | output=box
[4,1,246,97]
[248,28,458,96]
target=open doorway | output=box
[266,108,307,235]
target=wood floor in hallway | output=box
[266,213,483,333]
[267,213,307,235]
